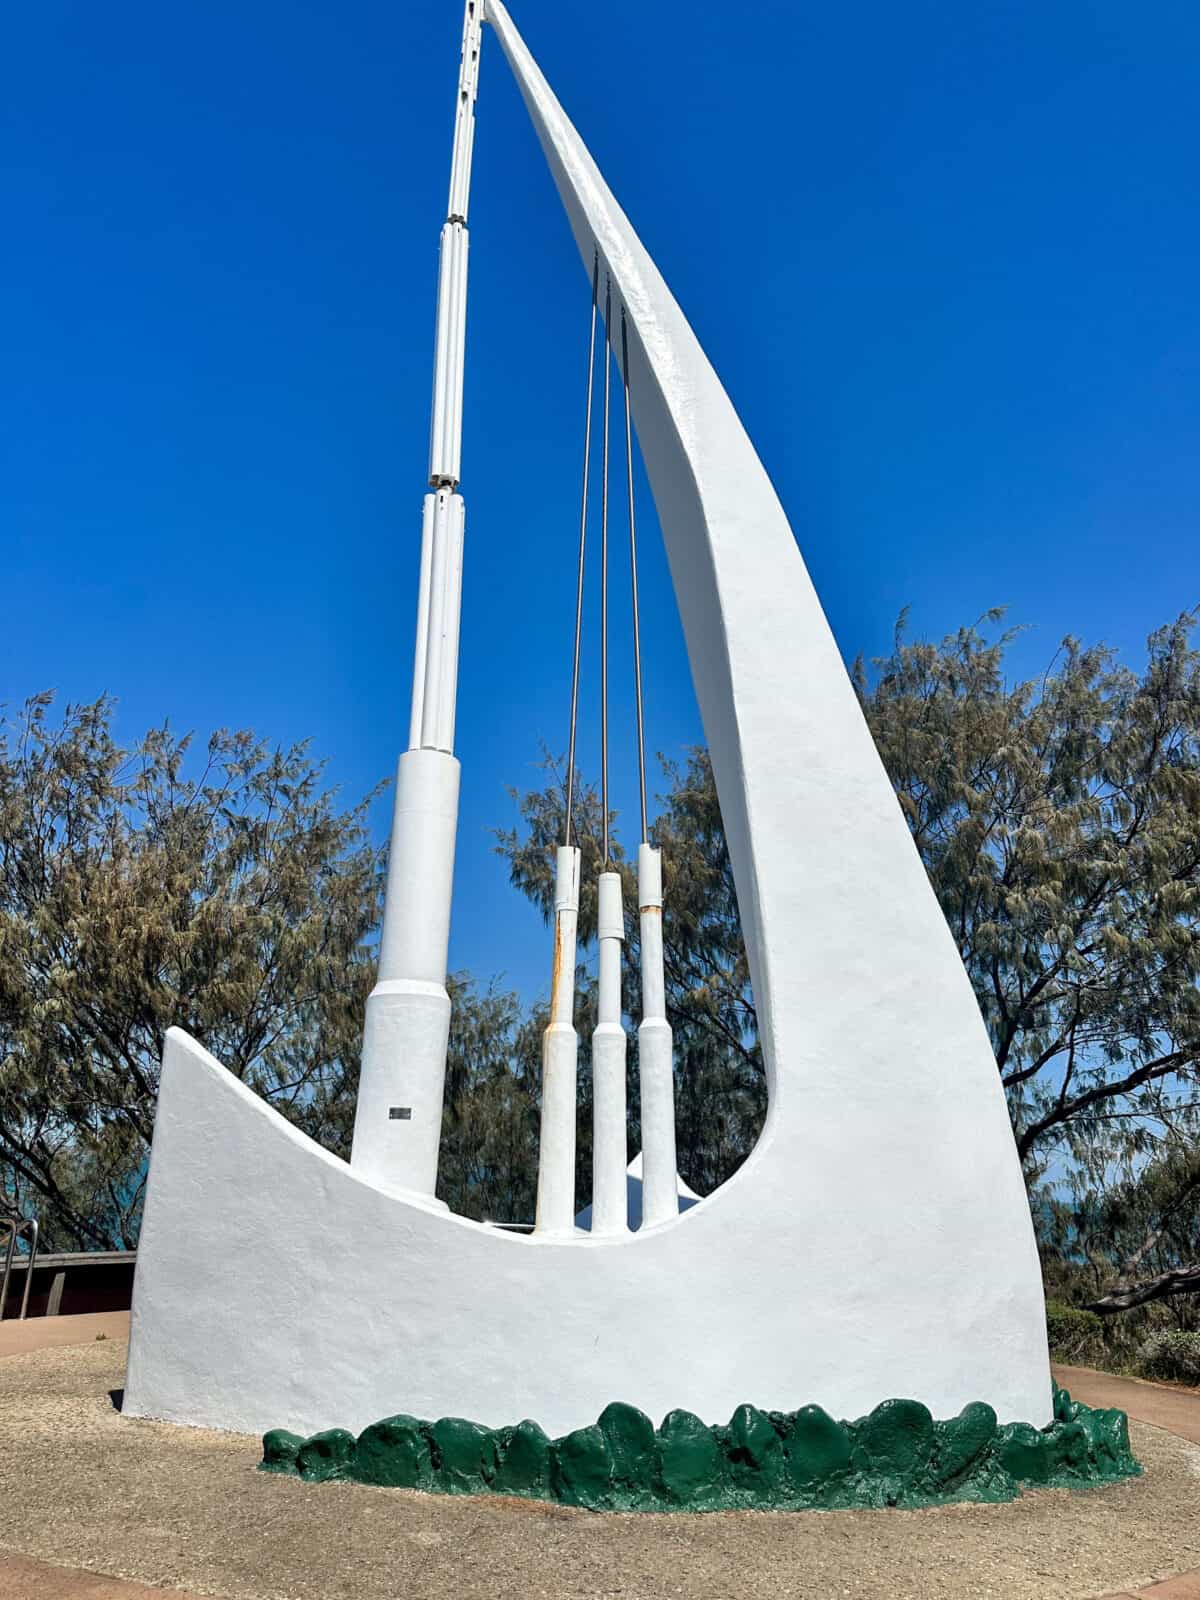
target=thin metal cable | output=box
[600,278,612,866]
[621,309,649,844]
[563,253,600,847]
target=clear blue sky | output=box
[3,0,1198,1006]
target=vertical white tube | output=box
[591,871,628,1235]
[428,226,470,487]
[353,0,482,1205]
[408,494,437,750]
[446,227,469,487]
[352,748,459,1203]
[446,0,482,222]
[637,844,678,1229]
[437,494,466,752]
[536,845,581,1235]
[419,493,450,749]
[418,491,465,755]
[428,223,458,482]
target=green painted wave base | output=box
[259,1384,1138,1511]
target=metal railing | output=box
[1,1216,39,1322]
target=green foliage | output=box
[1045,1302,1106,1364]
[435,977,543,1223]
[857,609,1200,1179]
[262,1384,1139,1510]
[1041,1141,1200,1329]
[1137,1329,1200,1385]
[0,693,383,1248]
[495,749,765,1199]
[496,611,1200,1232]
[9,605,1200,1288]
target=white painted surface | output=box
[428,224,469,487]
[356,0,479,1197]
[446,0,483,224]
[536,845,581,1235]
[407,493,436,750]
[576,1152,699,1234]
[590,872,629,1237]
[125,0,1051,1441]
[429,0,481,483]
[351,749,459,1196]
[415,490,465,753]
[636,845,678,1231]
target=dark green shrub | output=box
[1046,1301,1106,1364]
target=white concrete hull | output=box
[124,0,1051,1441]
[125,1028,1050,1438]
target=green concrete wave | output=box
[258,1384,1138,1511]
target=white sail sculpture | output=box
[123,0,1051,1441]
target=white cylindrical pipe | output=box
[358,0,480,1213]
[419,492,450,749]
[536,845,581,1235]
[352,748,460,1201]
[435,493,465,752]
[447,227,469,488]
[446,0,483,221]
[637,844,678,1229]
[590,871,628,1236]
[408,493,437,749]
[428,223,457,483]
[428,224,469,486]
[419,491,466,754]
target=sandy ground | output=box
[1,1339,1199,1600]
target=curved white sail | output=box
[123,1,1050,1440]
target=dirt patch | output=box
[1,1341,1199,1600]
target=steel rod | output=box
[621,310,649,844]
[600,278,612,866]
[563,253,600,846]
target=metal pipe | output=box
[0,1225,15,1322]
[408,494,436,749]
[19,1219,37,1320]
[563,253,600,846]
[590,871,628,1234]
[536,845,582,1234]
[0,1217,38,1322]
[435,492,466,752]
[353,0,482,1202]
[447,0,483,222]
[636,845,677,1229]
[600,280,612,865]
[428,0,482,486]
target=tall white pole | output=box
[351,0,483,1203]
[536,845,581,1233]
[637,844,678,1227]
[590,871,629,1234]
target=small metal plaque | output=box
[389,1106,412,1120]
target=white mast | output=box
[590,870,629,1234]
[350,0,483,1202]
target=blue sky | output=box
[3,0,1198,1006]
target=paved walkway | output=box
[1055,1362,1200,1448]
[0,1329,1198,1599]
[0,1552,206,1599]
[1055,1364,1200,1600]
[0,1311,129,1360]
